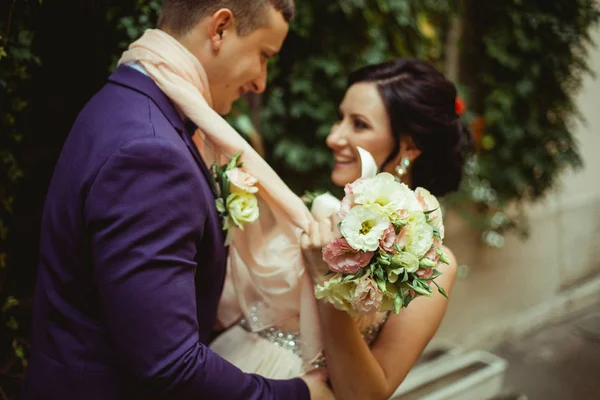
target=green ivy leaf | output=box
[6,316,19,330]
[2,296,20,312]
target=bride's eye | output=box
[353,119,369,131]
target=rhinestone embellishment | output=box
[239,307,391,371]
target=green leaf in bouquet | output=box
[392,219,407,233]
[393,294,403,314]
[386,267,404,284]
[401,270,409,283]
[404,289,415,308]
[378,251,392,265]
[355,267,367,280]
[432,228,442,239]
[433,280,449,299]
[407,280,432,296]
[376,277,387,293]
[436,248,451,265]
[385,281,399,297]
[370,264,376,275]
[391,252,419,272]
[419,258,437,268]
[375,266,385,282]
[416,278,432,289]
[393,244,402,253]
[420,269,442,281]
[424,209,438,224]
[437,286,449,299]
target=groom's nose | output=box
[250,69,267,94]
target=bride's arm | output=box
[316,250,457,400]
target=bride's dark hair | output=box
[347,58,472,197]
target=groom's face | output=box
[204,7,289,115]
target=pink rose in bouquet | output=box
[351,276,383,314]
[379,224,397,253]
[225,168,258,194]
[323,238,373,274]
[339,181,359,219]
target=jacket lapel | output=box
[180,122,216,195]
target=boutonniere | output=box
[210,153,260,242]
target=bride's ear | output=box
[400,136,422,163]
[387,136,421,170]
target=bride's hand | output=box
[301,216,340,286]
[301,369,335,399]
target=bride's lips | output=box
[333,156,356,169]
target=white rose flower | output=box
[352,173,422,217]
[391,251,420,274]
[404,211,434,259]
[315,275,357,313]
[225,168,259,194]
[340,205,390,252]
[415,187,444,239]
[226,192,259,230]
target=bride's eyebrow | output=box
[350,113,373,126]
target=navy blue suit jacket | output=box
[20,66,309,400]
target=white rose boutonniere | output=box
[211,153,259,242]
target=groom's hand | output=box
[301,370,335,400]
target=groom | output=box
[21,1,332,399]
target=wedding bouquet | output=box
[313,172,450,315]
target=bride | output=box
[211,58,470,399]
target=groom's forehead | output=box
[246,6,289,49]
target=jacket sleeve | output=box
[85,136,309,400]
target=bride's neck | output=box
[398,174,413,188]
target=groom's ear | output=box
[209,8,235,52]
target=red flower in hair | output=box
[455,97,466,116]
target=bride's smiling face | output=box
[326,82,397,187]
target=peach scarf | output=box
[117,29,321,365]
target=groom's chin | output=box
[214,101,233,116]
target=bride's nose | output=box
[326,123,349,149]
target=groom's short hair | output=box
[158,0,295,36]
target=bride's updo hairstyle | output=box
[347,58,472,196]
